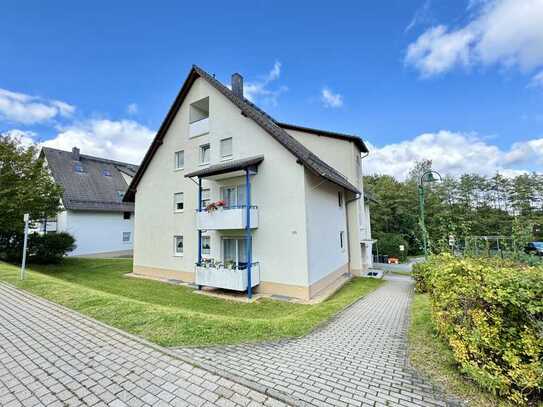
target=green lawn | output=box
[408,294,510,406]
[0,258,383,347]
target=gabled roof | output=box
[276,122,369,153]
[41,147,138,212]
[124,65,362,202]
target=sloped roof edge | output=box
[124,65,360,202]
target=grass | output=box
[0,258,383,347]
[388,270,412,276]
[408,294,510,406]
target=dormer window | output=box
[117,191,125,200]
[189,97,210,138]
[102,169,112,177]
[73,163,85,173]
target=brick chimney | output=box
[231,73,243,99]
[72,147,80,161]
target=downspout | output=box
[345,193,361,276]
[245,168,252,299]
[197,178,202,290]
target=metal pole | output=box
[245,168,252,299]
[20,213,29,280]
[418,184,428,259]
[197,178,202,290]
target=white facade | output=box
[57,210,134,257]
[130,71,372,300]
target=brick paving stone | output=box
[0,282,286,407]
[177,276,462,406]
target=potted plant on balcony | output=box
[205,200,226,213]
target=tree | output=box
[0,134,62,251]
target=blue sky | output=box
[1,0,543,178]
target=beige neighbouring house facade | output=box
[124,65,374,300]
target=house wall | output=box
[285,128,369,275]
[133,77,311,293]
[304,171,349,291]
[58,210,134,256]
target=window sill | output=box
[174,168,184,172]
[220,156,233,161]
[199,162,210,167]
[174,253,184,257]
[174,210,185,213]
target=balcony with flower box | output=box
[195,260,260,291]
[196,203,258,230]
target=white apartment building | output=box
[124,65,374,300]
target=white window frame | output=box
[220,137,233,160]
[220,184,246,208]
[201,188,211,209]
[201,235,211,256]
[174,192,184,212]
[174,150,184,170]
[122,232,131,243]
[174,235,184,256]
[199,143,211,165]
[221,237,247,266]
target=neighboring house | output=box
[124,65,374,300]
[40,147,138,257]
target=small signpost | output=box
[20,213,30,280]
[448,235,455,254]
[399,245,405,252]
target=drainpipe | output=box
[197,178,202,290]
[345,193,361,276]
[245,168,252,299]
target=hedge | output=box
[413,255,543,405]
[0,232,76,264]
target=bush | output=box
[0,232,75,264]
[28,233,76,263]
[412,261,431,293]
[422,255,543,405]
[374,233,409,260]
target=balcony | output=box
[195,262,260,291]
[189,117,210,138]
[196,206,258,230]
[360,227,372,242]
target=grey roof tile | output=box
[41,147,138,212]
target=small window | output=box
[200,144,211,165]
[174,193,184,212]
[123,232,131,243]
[73,163,85,173]
[174,235,183,256]
[338,191,343,208]
[201,189,211,209]
[123,212,131,220]
[174,150,184,170]
[220,138,233,159]
[117,191,125,200]
[202,236,211,255]
[102,169,112,177]
[340,231,345,249]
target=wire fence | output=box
[454,236,543,265]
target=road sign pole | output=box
[20,213,29,280]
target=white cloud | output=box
[529,70,543,88]
[405,0,543,78]
[405,0,433,33]
[0,129,38,148]
[0,88,75,124]
[364,130,543,180]
[321,87,344,108]
[42,119,155,164]
[244,61,288,106]
[127,103,139,115]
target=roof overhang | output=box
[184,155,264,179]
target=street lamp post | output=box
[418,170,442,259]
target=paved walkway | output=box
[0,282,286,407]
[177,276,455,407]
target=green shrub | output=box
[374,233,409,260]
[423,255,543,405]
[28,233,76,263]
[0,232,75,264]
[412,261,431,293]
